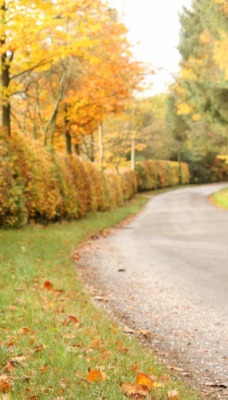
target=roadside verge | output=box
[0,195,200,399]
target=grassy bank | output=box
[0,195,199,399]
[211,187,228,209]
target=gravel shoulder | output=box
[77,183,228,399]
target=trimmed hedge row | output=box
[0,134,189,228]
[135,160,190,191]
[0,134,137,228]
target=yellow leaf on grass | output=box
[153,382,164,388]
[87,369,104,382]
[121,382,149,398]
[136,372,154,388]
[168,389,180,399]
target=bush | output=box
[10,134,62,222]
[186,153,228,184]
[0,137,27,227]
[84,162,107,211]
[0,133,191,228]
[105,171,124,208]
[135,159,190,191]
[120,169,138,201]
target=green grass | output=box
[0,195,199,399]
[211,187,228,209]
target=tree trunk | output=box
[177,144,182,184]
[64,104,71,154]
[74,144,80,155]
[98,123,104,170]
[90,133,95,162]
[66,132,72,154]
[131,131,135,171]
[1,2,11,136]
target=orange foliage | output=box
[136,160,190,191]
[0,133,191,228]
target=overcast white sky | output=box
[109,0,192,94]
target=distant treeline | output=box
[1,133,190,228]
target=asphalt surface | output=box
[78,183,228,398]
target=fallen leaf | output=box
[154,382,164,388]
[94,295,108,302]
[10,355,28,366]
[5,363,14,372]
[121,382,149,398]
[139,330,151,339]
[205,382,227,388]
[131,362,138,372]
[43,280,53,290]
[167,366,183,372]
[68,315,78,324]
[123,326,136,334]
[33,344,45,353]
[0,376,11,393]
[168,389,180,399]
[17,326,30,335]
[72,253,79,262]
[161,375,170,382]
[116,340,129,353]
[87,368,104,382]
[40,366,48,374]
[136,372,154,388]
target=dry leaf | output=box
[40,366,48,374]
[139,330,151,338]
[68,315,78,324]
[94,295,108,302]
[72,253,79,262]
[17,326,30,335]
[116,340,129,353]
[131,362,138,372]
[43,280,53,290]
[154,382,164,388]
[168,389,180,399]
[33,344,45,353]
[123,326,136,334]
[167,366,183,372]
[136,372,154,388]
[10,355,27,366]
[0,376,11,393]
[121,382,149,398]
[161,375,170,382]
[87,368,104,382]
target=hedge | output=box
[0,133,190,228]
[135,160,190,191]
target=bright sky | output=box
[109,0,192,95]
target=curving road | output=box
[79,183,228,398]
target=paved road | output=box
[79,183,228,398]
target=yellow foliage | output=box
[173,83,186,98]
[218,155,228,163]
[176,102,193,115]
[200,29,213,44]
[181,67,197,81]
[192,113,202,121]
[213,34,228,79]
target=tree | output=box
[2,0,145,154]
[166,0,227,182]
[178,0,228,126]
[0,0,59,135]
